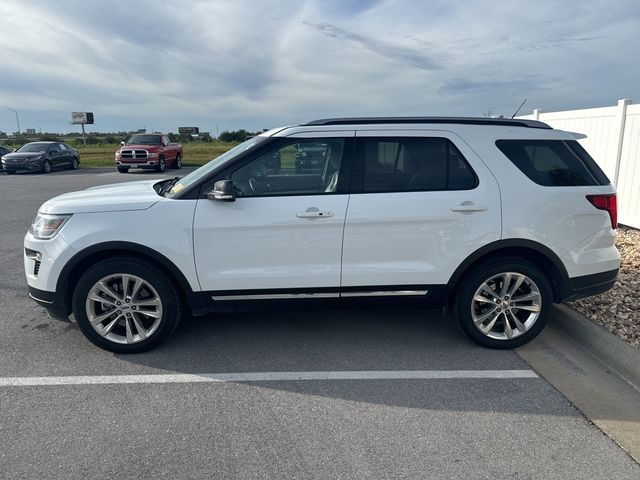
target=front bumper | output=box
[2,161,42,172]
[24,231,77,320]
[116,159,159,169]
[28,285,69,320]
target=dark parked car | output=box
[1,142,80,174]
[0,146,13,172]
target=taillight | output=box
[586,194,617,229]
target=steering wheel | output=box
[248,178,262,194]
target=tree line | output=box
[1,129,267,146]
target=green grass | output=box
[75,142,240,168]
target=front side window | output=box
[360,137,477,193]
[230,138,346,197]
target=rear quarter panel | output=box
[461,126,619,278]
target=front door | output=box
[193,132,354,296]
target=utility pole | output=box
[3,106,20,134]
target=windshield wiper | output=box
[159,176,181,196]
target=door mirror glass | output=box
[207,180,236,202]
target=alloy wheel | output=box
[470,272,542,340]
[85,273,163,344]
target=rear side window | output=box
[496,140,610,186]
[360,137,477,193]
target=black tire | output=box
[117,167,129,173]
[156,156,166,173]
[454,257,552,349]
[71,157,79,170]
[42,160,51,174]
[72,257,182,353]
[173,153,182,169]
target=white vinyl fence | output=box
[518,99,640,229]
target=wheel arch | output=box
[57,241,201,317]
[446,239,570,304]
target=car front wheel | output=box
[455,258,552,349]
[72,257,182,353]
[156,156,166,173]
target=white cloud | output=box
[0,0,638,133]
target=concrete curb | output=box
[553,304,640,390]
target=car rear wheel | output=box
[42,160,51,174]
[72,257,182,353]
[117,167,129,173]
[71,157,79,170]
[454,257,551,349]
[173,153,182,169]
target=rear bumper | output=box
[28,286,69,321]
[562,268,619,302]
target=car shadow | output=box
[115,303,576,417]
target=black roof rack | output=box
[302,117,551,129]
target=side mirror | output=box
[207,180,235,202]
[120,141,126,146]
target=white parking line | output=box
[0,370,538,387]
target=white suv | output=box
[24,117,620,353]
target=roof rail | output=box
[302,117,551,129]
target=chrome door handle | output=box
[451,203,487,212]
[296,208,333,218]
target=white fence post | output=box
[613,98,631,187]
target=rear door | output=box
[192,132,354,295]
[340,130,501,293]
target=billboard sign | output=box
[178,127,199,135]
[71,112,94,124]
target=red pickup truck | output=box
[115,133,182,173]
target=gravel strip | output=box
[568,225,640,349]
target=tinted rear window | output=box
[496,139,610,186]
[361,137,477,193]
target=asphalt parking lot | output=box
[0,168,638,479]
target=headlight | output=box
[30,213,72,239]
[115,151,121,159]
[148,152,158,158]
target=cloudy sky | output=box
[0,0,638,134]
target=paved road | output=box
[0,168,638,479]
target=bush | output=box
[39,134,60,142]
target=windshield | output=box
[17,143,49,153]
[127,134,161,145]
[165,136,269,198]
